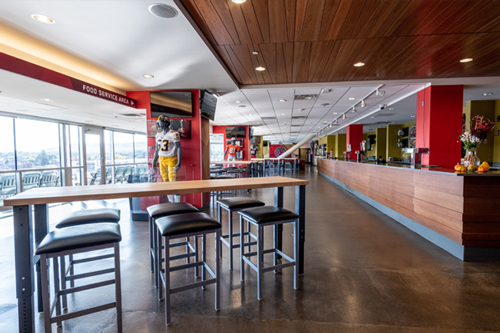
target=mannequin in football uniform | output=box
[224,137,239,165]
[153,115,182,182]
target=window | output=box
[15,118,60,169]
[0,116,15,171]
[104,130,113,165]
[69,125,82,167]
[113,132,134,164]
[134,134,147,164]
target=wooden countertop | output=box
[3,177,309,206]
[211,161,255,164]
[319,159,500,176]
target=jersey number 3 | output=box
[158,139,169,152]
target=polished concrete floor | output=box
[1,167,500,332]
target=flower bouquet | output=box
[459,115,495,167]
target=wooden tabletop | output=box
[210,161,255,164]
[3,176,309,206]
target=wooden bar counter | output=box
[317,159,500,261]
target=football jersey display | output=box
[226,144,239,157]
[156,130,180,157]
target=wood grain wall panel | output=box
[293,0,307,42]
[192,0,235,45]
[324,0,353,40]
[318,0,341,40]
[310,41,338,82]
[275,43,288,83]
[210,0,241,44]
[268,0,287,43]
[371,0,411,38]
[382,0,423,37]
[215,46,243,82]
[410,0,456,36]
[259,43,277,83]
[317,160,500,247]
[240,1,265,44]
[284,0,296,41]
[251,0,270,43]
[282,43,294,82]
[327,39,367,82]
[318,41,341,82]
[451,1,500,34]
[300,0,325,42]
[183,0,219,46]
[291,42,306,82]
[390,0,440,37]
[295,42,311,83]
[413,198,463,232]
[356,0,399,39]
[227,1,253,44]
[349,0,381,39]
[225,46,255,84]
[338,0,369,40]
[344,38,382,81]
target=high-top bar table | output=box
[3,176,308,333]
[251,158,299,175]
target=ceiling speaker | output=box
[148,4,178,18]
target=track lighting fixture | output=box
[376,88,386,97]
[342,114,346,120]
[329,123,333,128]
[352,106,356,113]
[361,100,366,108]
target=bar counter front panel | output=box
[317,159,500,260]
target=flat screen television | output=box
[200,90,217,121]
[226,126,246,139]
[150,91,192,118]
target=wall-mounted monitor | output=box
[402,127,409,137]
[200,90,217,121]
[150,91,193,118]
[226,126,246,139]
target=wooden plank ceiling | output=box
[179,0,500,85]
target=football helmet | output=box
[156,114,170,132]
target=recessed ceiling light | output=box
[333,112,338,115]
[143,74,154,78]
[370,116,375,118]
[323,121,328,123]
[85,120,93,123]
[32,14,55,24]
[231,0,247,3]
[255,67,266,71]
[148,4,178,18]
[348,97,355,100]
[354,62,365,67]
[41,98,53,102]
[235,100,242,103]
[279,99,286,102]
[410,115,416,118]
[460,58,473,63]
[482,92,493,96]
[252,51,259,55]
[281,113,286,115]
[388,107,394,110]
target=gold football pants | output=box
[159,156,178,182]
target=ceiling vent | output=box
[294,94,318,101]
[291,125,301,127]
[148,4,178,18]
[292,116,306,119]
[115,113,146,118]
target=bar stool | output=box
[216,197,265,270]
[238,206,299,300]
[147,203,199,286]
[214,174,237,199]
[36,223,122,333]
[155,212,221,325]
[55,208,120,305]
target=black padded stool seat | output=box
[55,208,120,228]
[217,197,265,210]
[156,212,221,237]
[147,202,198,218]
[36,223,121,254]
[238,206,299,223]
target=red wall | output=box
[346,125,363,161]
[416,85,463,168]
[127,90,210,208]
[212,125,250,161]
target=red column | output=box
[416,85,463,168]
[346,124,363,161]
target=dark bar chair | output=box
[155,212,221,325]
[36,223,122,333]
[216,197,265,270]
[238,206,299,300]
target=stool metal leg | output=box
[217,204,222,258]
[257,224,263,300]
[52,257,62,326]
[202,234,206,290]
[60,256,68,309]
[69,254,75,288]
[195,235,199,278]
[294,219,299,290]
[228,209,233,270]
[246,221,251,253]
[149,216,154,272]
[215,229,220,311]
[156,228,162,297]
[186,236,190,265]
[41,254,52,333]
[164,236,171,325]
[239,216,245,282]
[114,243,123,333]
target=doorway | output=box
[82,126,105,185]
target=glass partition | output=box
[0,116,15,171]
[113,132,134,165]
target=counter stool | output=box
[238,206,299,300]
[147,203,199,286]
[155,212,221,325]
[216,197,265,270]
[55,208,120,309]
[36,223,122,333]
